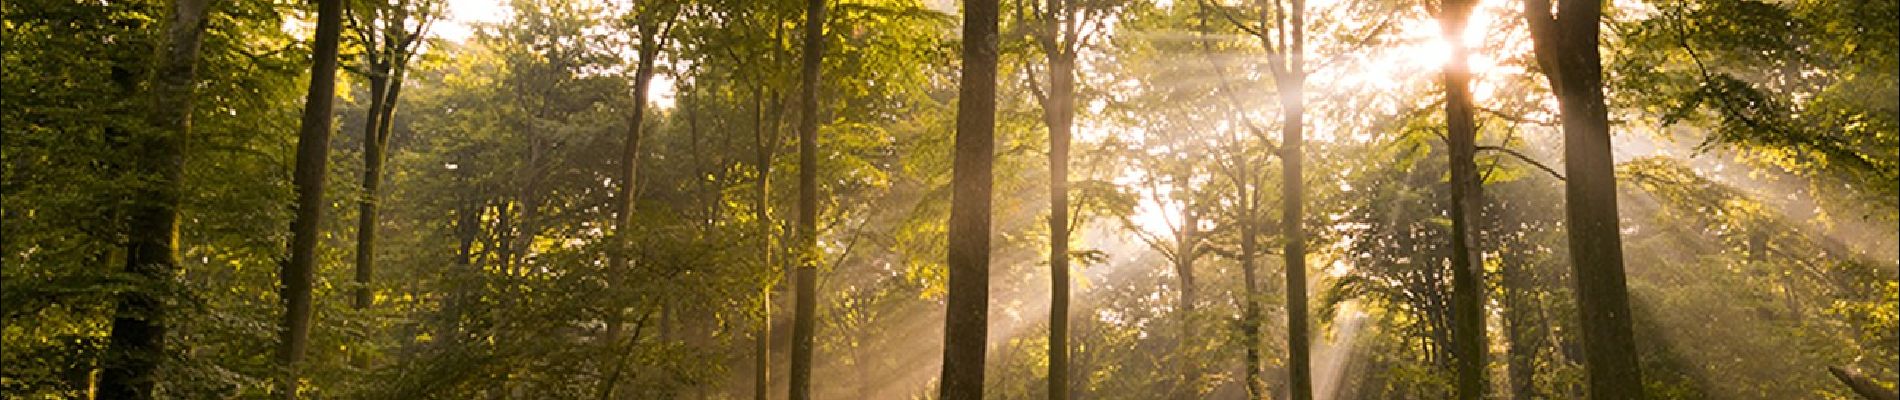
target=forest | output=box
[3,0,1896,398]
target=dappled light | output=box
[3,0,1894,399]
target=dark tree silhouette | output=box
[940,0,1000,397]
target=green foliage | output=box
[4,0,1893,398]
[4,0,303,396]
[1613,0,1900,218]
[1620,156,1898,398]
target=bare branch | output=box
[1477,145,1565,181]
[1200,0,1265,39]
[1479,106,1557,126]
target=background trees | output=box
[2,0,1893,399]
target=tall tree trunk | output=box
[788,0,825,398]
[507,99,544,274]
[753,88,775,400]
[1175,205,1199,399]
[1502,257,1540,400]
[1523,1,1644,398]
[349,6,435,296]
[509,152,543,274]
[98,0,212,398]
[599,10,664,399]
[441,168,481,343]
[1438,0,1487,398]
[354,70,390,310]
[352,3,431,300]
[939,0,999,397]
[1277,2,1311,398]
[278,0,344,395]
[1240,217,1266,399]
[1042,32,1077,400]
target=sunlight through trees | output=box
[3,0,1894,399]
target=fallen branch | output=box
[1829,366,1898,400]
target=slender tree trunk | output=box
[753,88,775,400]
[278,0,344,395]
[1523,1,1645,398]
[1043,42,1077,400]
[1277,2,1310,397]
[348,61,398,368]
[788,0,825,398]
[509,159,543,273]
[354,71,389,310]
[1240,218,1267,399]
[1439,0,1487,398]
[98,1,212,398]
[766,90,794,388]
[940,0,999,397]
[440,169,481,343]
[493,200,515,270]
[1502,257,1540,400]
[1175,206,1199,399]
[507,106,545,274]
[599,11,663,399]
[1747,232,1804,322]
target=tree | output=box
[1522,0,1644,398]
[7,0,1897,398]
[1210,0,1313,395]
[278,0,345,395]
[343,0,438,314]
[600,1,676,396]
[939,0,1000,397]
[674,2,798,395]
[1114,131,1216,398]
[1025,0,1111,397]
[1209,0,1313,394]
[789,0,826,397]
[1200,1,1300,394]
[1271,1,1310,396]
[752,77,782,400]
[1436,0,1486,398]
[97,0,213,398]
[1611,0,1898,219]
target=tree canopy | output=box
[3,0,1894,398]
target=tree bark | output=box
[1829,366,1900,400]
[1240,215,1267,399]
[1175,206,1200,399]
[598,8,664,399]
[98,0,212,398]
[1522,1,1645,398]
[788,0,825,398]
[350,3,430,308]
[1502,257,1541,400]
[354,69,389,310]
[1276,2,1311,398]
[940,0,999,397]
[753,87,775,400]
[1438,0,1487,398]
[1037,7,1079,398]
[278,0,344,395]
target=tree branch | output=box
[1477,145,1564,181]
[1828,366,1899,400]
